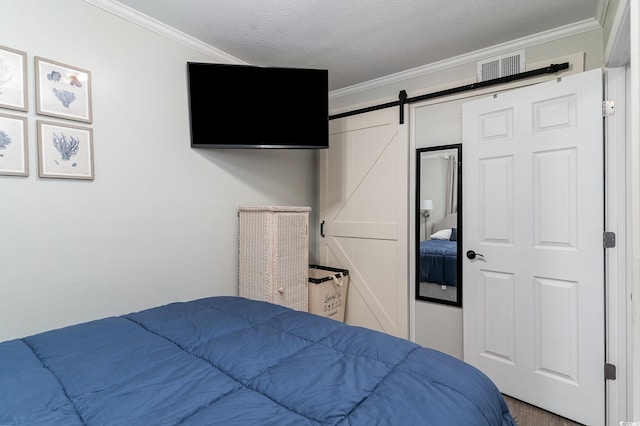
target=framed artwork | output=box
[37,120,94,180]
[0,113,28,176]
[0,45,28,112]
[35,57,92,123]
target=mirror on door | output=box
[416,144,462,306]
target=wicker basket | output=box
[238,206,310,311]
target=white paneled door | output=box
[319,108,409,338]
[462,69,604,425]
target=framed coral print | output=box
[35,57,92,123]
[0,113,28,176]
[37,120,94,180]
[0,45,28,112]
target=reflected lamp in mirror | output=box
[420,199,433,217]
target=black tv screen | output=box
[187,63,329,149]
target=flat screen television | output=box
[187,63,329,149]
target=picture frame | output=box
[0,113,28,176]
[37,120,94,180]
[0,45,28,112]
[35,57,92,123]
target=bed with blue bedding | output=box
[419,213,458,286]
[0,296,515,425]
[419,238,458,285]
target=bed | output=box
[419,213,458,285]
[0,296,515,425]
[419,239,457,285]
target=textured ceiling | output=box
[113,0,602,91]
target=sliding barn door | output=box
[318,108,409,338]
[462,68,604,425]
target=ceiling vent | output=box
[477,50,525,82]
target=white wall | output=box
[413,98,466,358]
[0,0,317,342]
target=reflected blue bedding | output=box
[419,239,458,285]
[0,296,514,425]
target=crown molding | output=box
[604,0,630,66]
[82,0,247,64]
[330,17,602,100]
[82,1,603,100]
[595,0,610,25]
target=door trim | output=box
[604,66,632,425]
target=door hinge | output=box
[604,232,616,248]
[603,100,615,117]
[605,363,617,380]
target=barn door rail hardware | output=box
[329,62,570,124]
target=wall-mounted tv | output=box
[187,63,328,149]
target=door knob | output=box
[466,250,484,260]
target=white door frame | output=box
[632,1,640,420]
[604,65,632,426]
[603,0,633,422]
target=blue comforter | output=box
[419,239,458,285]
[0,296,514,425]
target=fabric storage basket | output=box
[308,265,349,322]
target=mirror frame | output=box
[415,143,463,307]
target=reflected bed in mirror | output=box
[416,144,462,307]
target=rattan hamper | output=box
[238,206,310,311]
